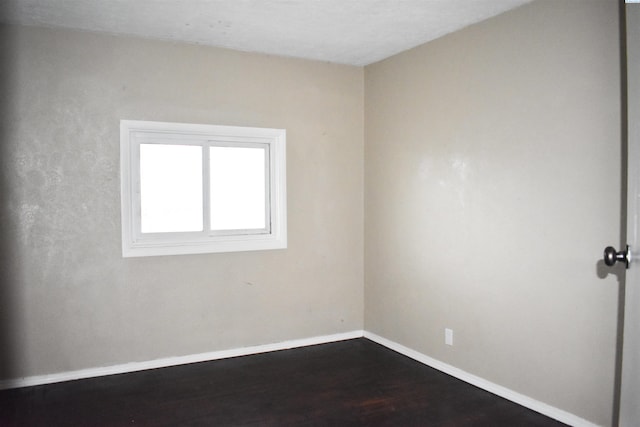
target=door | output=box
[618,2,640,425]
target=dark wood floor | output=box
[0,338,566,426]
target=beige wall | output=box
[0,0,626,424]
[0,25,364,379]
[364,1,621,425]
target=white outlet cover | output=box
[445,328,454,346]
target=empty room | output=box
[1,0,638,426]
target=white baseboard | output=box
[0,330,364,390]
[363,331,600,427]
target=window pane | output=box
[210,146,267,230]
[140,144,203,233]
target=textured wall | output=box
[364,1,621,425]
[0,2,626,424]
[0,24,364,379]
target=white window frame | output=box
[120,120,287,257]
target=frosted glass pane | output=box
[210,146,266,230]
[140,144,203,233]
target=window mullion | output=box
[132,140,142,241]
[264,145,271,233]
[202,143,211,235]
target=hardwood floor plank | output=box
[0,339,566,426]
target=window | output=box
[120,120,286,257]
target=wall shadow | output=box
[0,5,17,383]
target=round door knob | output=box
[604,245,629,268]
[604,246,618,266]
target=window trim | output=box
[120,120,287,257]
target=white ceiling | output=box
[1,0,532,66]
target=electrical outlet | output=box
[445,328,453,346]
